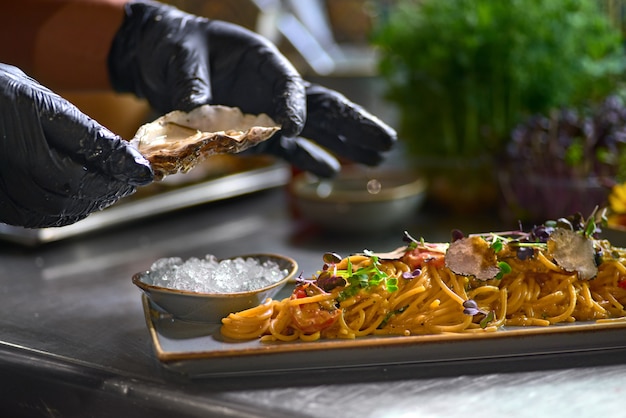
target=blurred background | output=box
[63,0,397,140]
[58,0,626,232]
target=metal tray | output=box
[0,157,290,246]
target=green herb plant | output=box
[372,0,626,158]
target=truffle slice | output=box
[547,228,597,280]
[445,236,500,280]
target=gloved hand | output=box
[0,64,153,228]
[108,1,396,178]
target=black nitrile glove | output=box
[108,1,396,178]
[0,64,153,228]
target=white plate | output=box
[141,294,626,377]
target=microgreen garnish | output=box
[387,277,399,292]
[495,261,512,279]
[462,299,481,316]
[315,271,347,291]
[490,236,505,253]
[402,269,422,279]
[479,311,496,329]
[335,254,398,301]
[323,252,342,265]
[402,230,420,250]
[463,299,496,329]
[583,207,600,238]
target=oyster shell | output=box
[130,105,280,180]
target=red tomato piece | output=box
[402,248,446,270]
[289,284,340,334]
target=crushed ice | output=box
[147,255,288,293]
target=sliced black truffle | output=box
[547,228,597,280]
[444,236,500,280]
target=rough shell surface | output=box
[130,105,280,180]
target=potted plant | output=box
[372,0,626,213]
[500,94,626,222]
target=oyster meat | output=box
[129,105,280,180]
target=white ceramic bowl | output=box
[132,253,298,323]
[291,169,426,232]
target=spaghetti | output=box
[221,217,626,342]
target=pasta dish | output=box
[221,213,626,342]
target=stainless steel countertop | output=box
[1,187,625,418]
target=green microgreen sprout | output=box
[403,230,421,250]
[336,251,398,301]
[387,277,399,292]
[479,311,496,329]
[582,206,600,238]
[490,235,505,253]
[495,261,512,279]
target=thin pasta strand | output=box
[221,244,626,341]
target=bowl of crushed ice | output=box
[132,253,298,323]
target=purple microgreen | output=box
[463,300,497,328]
[451,229,465,242]
[323,252,342,265]
[462,299,481,316]
[315,271,347,291]
[295,272,314,285]
[402,269,422,279]
[516,245,535,260]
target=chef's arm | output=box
[0,0,126,91]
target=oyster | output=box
[130,105,280,180]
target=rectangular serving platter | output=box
[141,294,626,378]
[0,157,290,246]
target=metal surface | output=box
[1,188,625,417]
[0,160,290,246]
